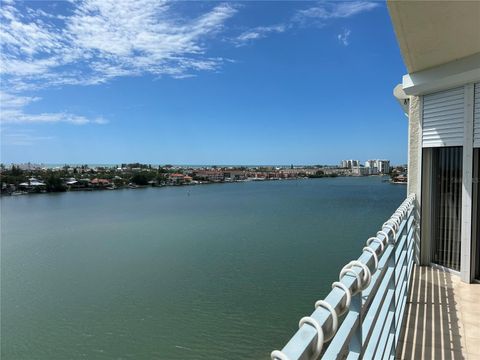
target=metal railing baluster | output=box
[271,194,416,360]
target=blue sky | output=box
[0,1,408,165]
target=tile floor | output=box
[397,265,480,360]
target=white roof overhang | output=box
[388,0,480,96]
[402,53,480,96]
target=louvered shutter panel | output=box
[422,86,465,147]
[474,83,480,148]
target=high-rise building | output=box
[364,159,390,174]
[365,160,379,174]
[377,160,390,174]
[340,160,360,169]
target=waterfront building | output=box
[351,165,368,177]
[377,160,390,174]
[18,178,46,191]
[364,160,379,175]
[365,159,390,175]
[90,178,111,188]
[192,170,225,182]
[68,178,90,190]
[223,170,247,181]
[271,2,480,359]
[168,173,187,185]
[340,160,360,169]
[280,168,304,178]
[19,177,45,187]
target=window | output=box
[422,147,463,271]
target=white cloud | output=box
[0,1,238,89]
[294,1,378,25]
[337,28,351,46]
[234,1,377,47]
[0,92,40,109]
[0,1,376,128]
[0,1,237,126]
[2,132,54,146]
[235,24,286,47]
[0,92,108,125]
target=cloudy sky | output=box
[0,0,408,165]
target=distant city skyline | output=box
[0,1,408,164]
[5,159,406,169]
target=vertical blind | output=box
[473,149,480,279]
[474,83,480,148]
[430,147,463,271]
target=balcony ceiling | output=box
[387,1,480,74]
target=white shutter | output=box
[474,83,480,148]
[422,86,465,147]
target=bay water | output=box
[1,177,406,359]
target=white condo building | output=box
[365,159,390,175]
[340,160,360,169]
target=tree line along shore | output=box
[0,163,407,195]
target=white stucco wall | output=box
[407,96,421,198]
[406,95,423,265]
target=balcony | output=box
[270,195,480,359]
[399,266,480,359]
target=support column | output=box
[461,84,474,282]
[407,96,424,264]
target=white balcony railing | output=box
[271,194,416,360]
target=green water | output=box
[1,177,406,359]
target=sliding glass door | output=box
[473,149,480,280]
[422,147,463,271]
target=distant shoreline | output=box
[1,163,405,197]
[2,175,403,198]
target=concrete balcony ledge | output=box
[397,265,480,359]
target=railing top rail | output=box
[271,193,416,360]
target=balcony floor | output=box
[397,265,480,360]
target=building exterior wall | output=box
[407,96,422,199]
[408,85,478,281]
[390,0,480,284]
[407,95,423,265]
